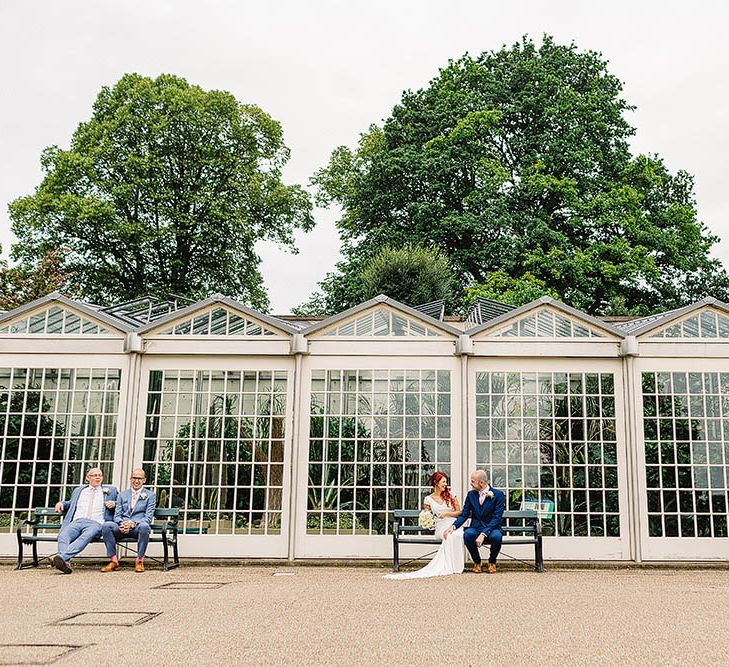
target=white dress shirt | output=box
[73,485,105,524]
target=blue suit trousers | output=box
[57,519,102,562]
[463,527,503,565]
[102,521,151,558]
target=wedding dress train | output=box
[384,495,465,579]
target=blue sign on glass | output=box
[520,498,554,519]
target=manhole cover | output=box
[0,644,86,665]
[52,612,161,627]
[153,582,229,590]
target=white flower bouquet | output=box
[418,509,436,530]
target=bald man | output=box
[50,467,118,574]
[443,469,505,573]
[101,468,156,573]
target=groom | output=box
[443,469,505,573]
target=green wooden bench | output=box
[392,509,544,572]
[15,507,181,571]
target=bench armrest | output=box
[17,510,51,538]
[16,518,30,539]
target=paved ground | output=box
[1,561,728,666]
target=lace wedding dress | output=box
[384,495,465,579]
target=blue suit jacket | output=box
[452,487,506,536]
[114,487,156,526]
[61,484,118,528]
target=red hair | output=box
[429,471,454,509]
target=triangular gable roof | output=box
[0,292,131,334]
[137,294,298,336]
[626,297,729,338]
[303,294,462,338]
[466,296,625,339]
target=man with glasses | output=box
[51,467,118,574]
[101,468,156,573]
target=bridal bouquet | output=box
[418,509,436,530]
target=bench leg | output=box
[32,540,40,568]
[172,536,179,569]
[15,541,24,570]
[162,535,170,571]
[393,534,400,573]
[535,536,545,573]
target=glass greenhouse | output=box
[1,291,728,562]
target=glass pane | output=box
[142,369,288,535]
[307,369,450,535]
[0,367,121,532]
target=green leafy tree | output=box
[360,244,457,307]
[464,270,558,308]
[310,35,729,315]
[296,244,458,314]
[9,73,314,310]
[0,247,78,310]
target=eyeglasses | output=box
[130,476,145,480]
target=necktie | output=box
[131,491,138,511]
[85,487,98,518]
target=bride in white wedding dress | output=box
[385,471,465,579]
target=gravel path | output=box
[1,563,728,665]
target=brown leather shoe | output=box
[135,561,144,573]
[472,563,482,574]
[487,562,497,574]
[51,555,72,574]
[100,561,119,572]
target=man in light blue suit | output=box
[101,468,156,573]
[50,467,118,574]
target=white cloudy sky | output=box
[1,0,728,313]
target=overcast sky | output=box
[1,0,728,313]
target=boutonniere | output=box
[140,492,148,500]
[485,490,494,499]
[102,487,110,495]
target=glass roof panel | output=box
[491,308,606,338]
[209,308,228,335]
[373,310,390,336]
[324,308,442,337]
[650,309,729,339]
[64,312,81,334]
[155,306,280,337]
[0,307,112,335]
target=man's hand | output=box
[476,533,485,548]
[119,520,133,534]
[54,502,64,513]
[104,499,116,509]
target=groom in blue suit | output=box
[444,469,505,573]
[50,467,118,573]
[101,468,156,572]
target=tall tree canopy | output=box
[309,35,728,315]
[0,247,77,311]
[9,73,313,310]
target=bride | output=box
[385,471,464,579]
